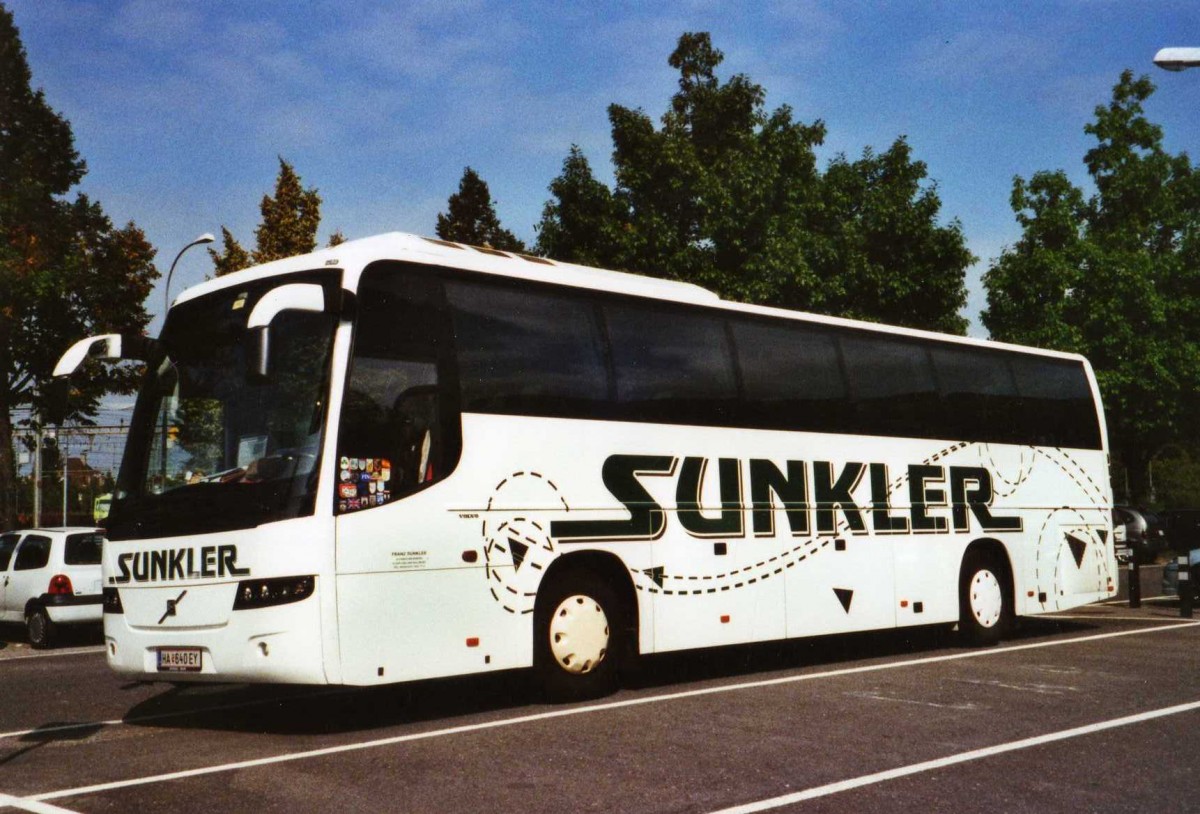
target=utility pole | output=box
[33,428,41,527]
[61,429,69,525]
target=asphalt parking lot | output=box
[1,598,1198,813]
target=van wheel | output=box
[535,570,623,701]
[959,550,1011,646]
[27,606,55,649]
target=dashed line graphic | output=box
[482,472,568,614]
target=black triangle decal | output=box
[1065,533,1087,568]
[508,538,528,570]
[643,566,665,588]
[1097,528,1108,544]
[833,588,853,613]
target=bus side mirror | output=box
[245,283,327,378]
[53,333,163,377]
[53,334,123,377]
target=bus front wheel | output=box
[534,570,623,701]
[958,550,1011,646]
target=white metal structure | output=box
[56,233,1116,696]
[1154,47,1200,71]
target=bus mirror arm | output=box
[53,333,164,377]
[49,332,163,424]
[245,283,327,379]
[43,376,70,426]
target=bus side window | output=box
[337,269,455,513]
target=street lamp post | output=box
[163,233,215,316]
[1154,47,1200,71]
[159,233,214,487]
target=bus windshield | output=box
[107,273,338,541]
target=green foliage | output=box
[983,70,1200,502]
[436,167,526,252]
[818,141,972,334]
[0,4,158,526]
[535,146,629,267]
[211,158,322,277]
[535,32,971,333]
[1150,448,1200,510]
[208,226,251,277]
[253,158,321,264]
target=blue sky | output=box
[8,0,1200,338]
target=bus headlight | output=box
[232,576,315,610]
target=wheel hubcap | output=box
[969,569,1003,628]
[548,594,610,675]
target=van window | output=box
[14,535,51,571]
[65,533,103,565]
[0,533,20,571]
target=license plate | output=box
[157,647,202,672]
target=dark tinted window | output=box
[841,335,939,437]
[733,320,852,433]
[0,533,19,571]
[1010,356,1099,448]
[931,345,1019,440]
[14,535,51,571]
[65,533,103,565]
[448,279,609,416]
[605,303,736,425]
[338,268,457,513]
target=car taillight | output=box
[47,574,73,595]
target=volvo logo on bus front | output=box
[112,544,250,584]
[158,590,187,624]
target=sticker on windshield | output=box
[337,456,394,514]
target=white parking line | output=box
[1042,613,1189,622]
[706,699,1200,813]
[16,620,1199,806]
[0,646,104,662]
[0,688,344,741]
[0,794,81,813]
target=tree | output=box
[436,167,526,252]
[208,226,251,277]
[0,5,158,527]
[983,70,1200,504]
[535,32,971,333]
[210,157,321,276]
[534,146,629,267]
[817,140,972,334]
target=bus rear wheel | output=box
[535,570,623,701]
[958,550,1011,646]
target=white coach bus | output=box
[54,232,1115,698]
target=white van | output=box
[0,527,104,647]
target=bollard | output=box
[1128,557,1141,609]
[1180,554,1193,619]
